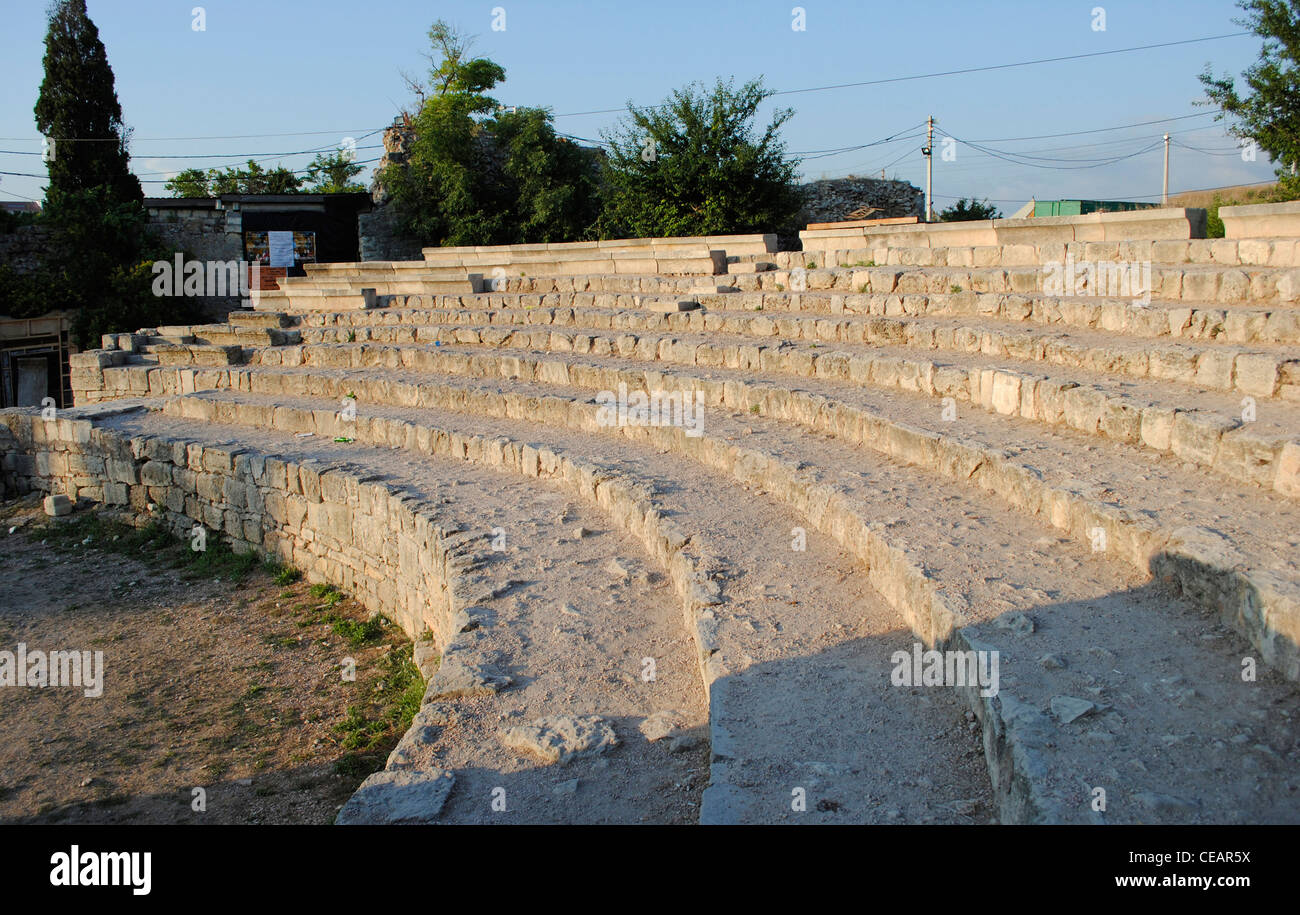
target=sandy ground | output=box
[0,496,418,825]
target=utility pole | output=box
[1162,133,1170,206]
[923,115,934,222]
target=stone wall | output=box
[358,204,425,263]
[0,225,53,275]
[798,177,924,225]
[146,203,249,319]
[358,121,425,263]
[0,408,473,646]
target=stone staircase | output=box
[5,209,1299,825]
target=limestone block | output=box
[1170,411,1237,466]
[1214,430,1281,489]
[989,372,1022,416]
[1276,442,1300,497]
[1192,349,1235,391]
[1235,353,1280,397]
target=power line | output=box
[0,127,386,144]
[939,129,1167,170]
[0,143,381,160]
[796,128,926,161]
[2,155,383,186]
[962,111,1219,143]
[551,32,1249,117]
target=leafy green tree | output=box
[1200,0,1300,198]
[164,167,213,197]
[381,19,598,245]
[488,109,602,242]
[939,197,1002,221]
[164,160,304,196]
[210,160,302,194]
[305,149,366,193]
[597,77,802,238]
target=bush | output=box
[939,197,1001,221]
[597,77,802,238]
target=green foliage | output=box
[425,20,505,102]
[332,645,424,778]
[273,565,302,586]
[304,149,366,194]
[382,92,507,246]
[41,183,196,347]
[487,108,601,242]
[36,513,258,581]
[1200,1,1300,191]
[939,197,1002,221]
[331,614,386,647]
[28,1,185,345]
[597,77,802,238]
[1207,194,1229,238]
[163,168,212,198]
[165,159,304,197]
[34,0,141,205]
[310,582,345,608]
[382,20,599,246]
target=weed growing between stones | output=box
[333,646,424,779]
[34,513,269,583]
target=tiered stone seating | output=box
[4,207,1299,825]
[256,235,775,313]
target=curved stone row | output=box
[283,321,1300,491]
[148,383,1300,822]
[62,337,1300,686]
[294,303,1299,398]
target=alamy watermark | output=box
[891,642,999,698]
[1042,255,1151,307]
[595,383,705,437]
[0,643,104,697]
[152,255,261,307]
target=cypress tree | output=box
[26,0,184,346]
[34,0,142,204]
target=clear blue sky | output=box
[0,0,1279,212]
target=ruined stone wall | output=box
[358,204,425,262]
[798,177,924,224]
[358,121,425,262]
[0,409,468,645]
[146,204,247,320]
[0,225,53,275]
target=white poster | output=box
[268,231,295,268]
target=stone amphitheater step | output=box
[25,218,1300,825]
[353,284,1300,346]
[289,301,1300,400]
[783,237,1300,271]
[439,275,743,296]
[420,232,776,260]
[154,374,1300,822]
[253,282,480,312]
[692,289,1300,346]
[39,403,713,823]
[150,344,245,367]
[67,391,992,824]
[275,318,1300,495]
[748,263,1300,308]
[246,345,1300,673]
[227,310,292,329]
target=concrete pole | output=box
[1162,133,1170,206]
[925,115,934,222]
